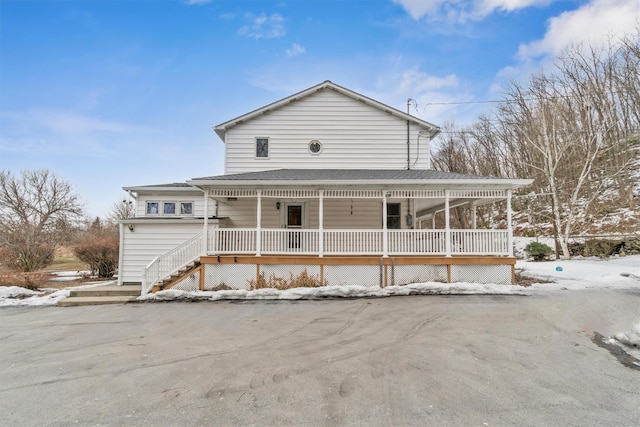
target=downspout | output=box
[117,222,124,286]
[406,99,412,227]
[203,189,209,254]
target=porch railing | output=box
[450,230,509,255]
[142,228,510,294]
[388,230,446,254]
[207,228,510,256]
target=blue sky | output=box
[1,0,639,217]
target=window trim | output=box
[255,137,270,159]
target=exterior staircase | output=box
[153,259,202,292]
[58,284,141,307]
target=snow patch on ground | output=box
[517,255,640,292]
[141,282,527,302]
[615,323,640,347]
[0,289,70,307]
[48,270,92,282]
[0,280,114,307]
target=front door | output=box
[287,205,303,249]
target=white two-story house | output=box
[117,81,532,294]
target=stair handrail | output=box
[142,232,204,295]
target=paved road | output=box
[1,289,639,426]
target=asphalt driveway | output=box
[1,289,639,426]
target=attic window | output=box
[256,137,269,158]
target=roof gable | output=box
[213,81,440,141]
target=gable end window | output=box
[256,137,269,158]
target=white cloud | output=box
[392,0,551,21]
[238,13,286,40]
[286,43,305,57]
[518,0,640,61]
[25,109,136,135]
[371,66,473,125]
[391,0,448,20]
[397,68,459,92]
[185,0,211,5]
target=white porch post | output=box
[203,189,209,254]
[318,190,324,257]
[445,189,451,257]
[256,189,262,256]
[382,191,388,257]
[507,189,513,256]
[472,202,477,229]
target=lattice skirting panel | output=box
[450,264,512,285]
[166,258,514,291]
[391,264,448,286]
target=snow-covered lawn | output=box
[518,255,640,292]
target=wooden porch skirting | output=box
[193,255,516,288]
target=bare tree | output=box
[108,197,135,223]
[0,169,84,271]
[432,31,640,256]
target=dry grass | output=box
[0,272,52,290]
[248,269,327,290]
[44,254,88,272]
[514,270,554,287]
[0,247,100,290]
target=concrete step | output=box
[69,285,141,298]
[58,296,138,307]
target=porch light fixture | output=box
[127,224,134,232]
[276,201,281,210]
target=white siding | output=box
[224,89,431,174]
[216,198,412,229]
[119,222,204,284]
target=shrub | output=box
[73,235,119,278]
[0,272,50,290]
[584,239,624,258]
[0,243,55,272]
[248,269,327,290]
[568,241,586,257]
[524,241,553,261]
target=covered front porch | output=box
[202,187,515,258]
[142,170,531,294]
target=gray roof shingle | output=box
[191,169,498,182]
